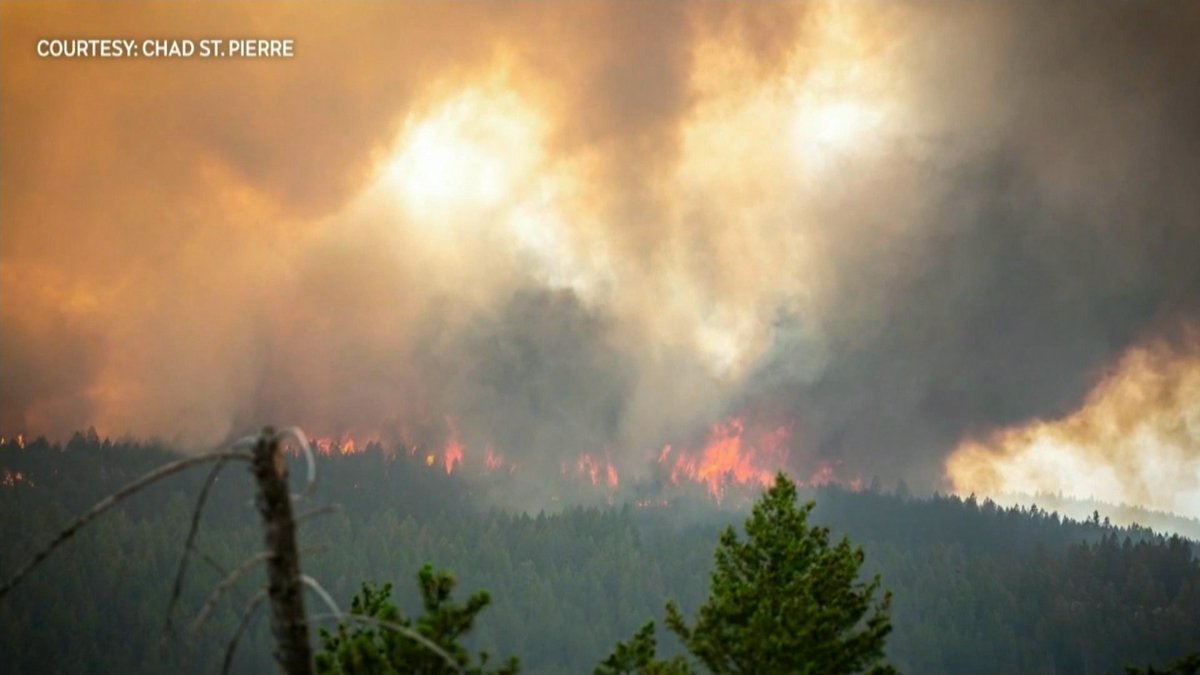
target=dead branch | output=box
[196,548,229,577]
[300,575,341,621]
[192,551,272,633]
[192,544,329,635]
[222,589,269,675]
[274,426,317,500]
[295,503,343,525]
[0,450,252,602]
[307,612,464,674]
[167,455,232,631]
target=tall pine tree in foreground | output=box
[601,472,895,674]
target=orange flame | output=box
[281,410,870,504]
[575,451,619,496]
[578,452,601,485]
[444,437,463,474]
[660,418,790,500]
[808,461,837,487]
[484,444,504,471]
[0,434,27,450]
[312,434,365,456]
[443,415,464,474]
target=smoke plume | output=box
[3,2,1199,510]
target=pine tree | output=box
[315,566,519,674]
[664,472,895,674]
[594,621,692,675]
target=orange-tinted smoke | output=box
[946,326,1200,518]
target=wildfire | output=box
[2,469,30,487]
[272,411,870,505]
[443,416,464,475]
[575,452,620,493]
[0,434,26,450]
[660,418,790,500]
[946,330,1200,519]
[312,434,365,456]
[484,444,504,471]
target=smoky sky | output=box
[2,2,1199,497]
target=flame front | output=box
[256,410,868,504]
[946,329,1200,518]
[313,434,364,456]
[660,418,789,500]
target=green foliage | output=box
[4,438,1200,674]
[663,472,895,674]
[315,566,519,675]
[595,621,692,675]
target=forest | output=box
[1,432,1198,674]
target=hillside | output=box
[1,436,1198,674]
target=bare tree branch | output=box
[192,551,273,634]
[0,450,252,602]
[221,589,269,675]
[196,548,229,578]
[300,575,342,621]
[167,455,232,631]
[295,503,343,525]
[192,543,332,636]
[307,612,464,674]
[274,426,317,500]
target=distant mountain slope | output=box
[1,437,1197,674]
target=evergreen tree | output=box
[594,621,692,675]
[664,472,895,674]
[315,565,519,675]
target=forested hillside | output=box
[2,434,1198,674]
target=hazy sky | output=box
[3,2,1199,513]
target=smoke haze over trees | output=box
[1,437,1198,673]
[4,2,1200,513]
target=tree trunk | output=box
[251,427,313,675]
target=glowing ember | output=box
[2,469,30,487]
[0,434,26,450]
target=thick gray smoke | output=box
[2,2,1199,500]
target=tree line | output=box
[1,434,1198,673]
